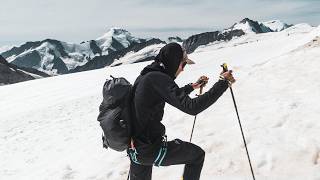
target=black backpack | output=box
[97,75,136,152]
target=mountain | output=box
[0,19,295,77]
[183,18,292,53]
[1,23,319,179]
[182,30,245,53]
[0,28,143,75]
[95,28,143,55]
[167,36,183,43]
[0,55,49,85]
[227,18,273,34]
[69,38,165,73]
[1,39,94,75]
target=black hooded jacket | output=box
[132,43,229,144]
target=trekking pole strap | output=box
[154,135,168,166]
[128,139,141,165]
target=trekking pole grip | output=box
[221,63,228,73]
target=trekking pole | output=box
[181,86,203,180]
[127,169,130,180]
[221,63,256,180]
[189,83,204,142]
[189,115,197,142]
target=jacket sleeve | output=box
[179,84,194,95]
[147,73,229,116]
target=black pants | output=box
[129,139,205,180]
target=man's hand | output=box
[192,76,209,89]
[220,70,236,84]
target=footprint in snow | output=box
[62,165,76,180]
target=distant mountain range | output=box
[0,18,293,85]
[1,28,147,75]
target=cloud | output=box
[0,0,319,46]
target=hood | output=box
[140,61,165,76]
[140,43,183,79]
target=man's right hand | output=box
[220,70,236,84]
[192,76,209,90]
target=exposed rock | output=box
[0,55,36,85]
[183,30,245,53]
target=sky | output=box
[0,0,319,46]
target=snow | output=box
[1,23,320,180]
[110,43,165,66]
[228,19,286,34]
[231,21,256,34]
[61,41,95,69]
[96,27,141,55]
[262,20,289,32]
[4,40,96,75]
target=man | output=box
[128,43,235,180]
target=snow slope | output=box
[1,24,320,180]
[110,43,165,66]
[262,20,291,32]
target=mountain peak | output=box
[96,27,132,41]
[228,18,273,34]
[96,27,141,54]
[109,27,130,35]
[229,18,292,34]
[239,18,255,24]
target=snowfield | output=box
[1,23,320,180]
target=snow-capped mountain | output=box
[95,28,142,55]
[69,38,165,73]
[0,19,296,77]
[1,22,320,180]
[1,39,96,75]
[183,18,293,54]
[182,30,245,54]
[0,28,144,75]
[227,18,273,34]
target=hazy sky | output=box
[0,0,319,46]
